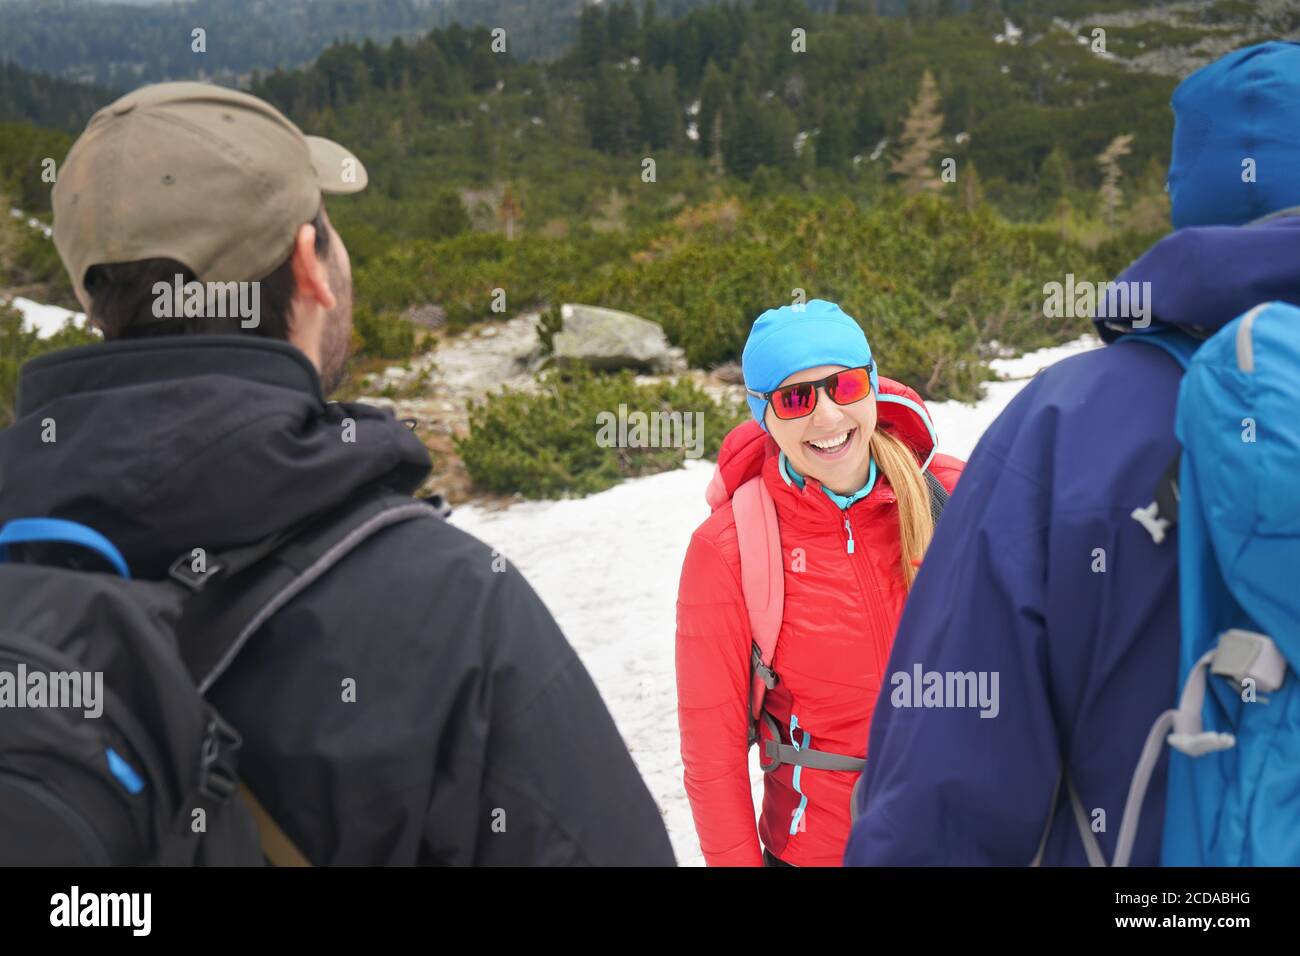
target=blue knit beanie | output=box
[1169,41,1300,229]
[741,299,877,429]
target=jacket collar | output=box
[778,450,878,510]
[19,334,322,416]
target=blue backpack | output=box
[1072,302,1300,866]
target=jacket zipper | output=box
[841,506,889,679]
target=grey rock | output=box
[404,304,447,329]
[552,303,680,373]
[711,360,745,385]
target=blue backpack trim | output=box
[1113,325,1200,370]
[0,518,131,579]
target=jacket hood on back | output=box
[706,375,938,509]
[0,335,431,578]
[1096,211,1300,343]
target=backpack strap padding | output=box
[732,476,783,724]
[923,470,949,526]
[180,492,440,694]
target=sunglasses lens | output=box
[773,383,815,420]
[828,367,872,406]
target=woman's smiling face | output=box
[764,364,878,496]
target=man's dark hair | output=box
[84,209,330,341]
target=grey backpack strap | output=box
[1068,776,1109,867]
[758,710,867,773]
[174,490,444,693]
[923,470,949,526]
[763,738,867,772]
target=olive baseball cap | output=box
[52,81,368,302]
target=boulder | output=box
[404,304,447,330]
[551,303,686,373]
[710,360,745,385]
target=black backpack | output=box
[0,489,443,866]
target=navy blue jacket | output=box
[845,213,1300,866]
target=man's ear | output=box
[289,222,337,313]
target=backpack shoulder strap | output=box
[732,475,783,730]
[174,489,445,694]
[1115,330,1201,545]
[1114,327,1199,371]
[923,469,949,526]
[172,488,443,868]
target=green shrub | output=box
[561,193,1164,401]
[351,301,417,360]
[1,302,98,428]
[456,366,746,499]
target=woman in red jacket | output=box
[675,299,963,866]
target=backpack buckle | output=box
[751,644,778,689]
[168,552,226,591]
[1212,628,1286,694]
[197,716,242,802]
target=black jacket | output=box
[0,335,675,866]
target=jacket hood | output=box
[1168,41,1300,229]
[0,335,431,578]
[1095,211,1300,343]
[706,375,938,510]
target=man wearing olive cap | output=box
[1,82,674,867]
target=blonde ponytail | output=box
[868,427,935,588]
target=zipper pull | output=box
[844,515,855,554]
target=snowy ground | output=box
[6,296,85,337]
[451,334,1101,866]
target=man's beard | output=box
[318,256,354,395]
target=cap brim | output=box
[306,135,368,194]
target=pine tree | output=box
[577,4,607,73]
[1096,133,1134,227]
[816,108,851,171]
[698,61,728,164]
[890,69,946,195]
[498,184,522,240]
[608,0,639,58]
[1039,146,1073,197]
[585,63,639,154]
[852,88,885,153]
[637,66,679,151]
[960,160,984,210]
[725,94,774,180]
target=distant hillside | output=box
[0,0,1215,80]
[0,0,441,87]
[0,61,113,132]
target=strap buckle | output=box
[197,715,243,802]
[1211,628,1286,695]
[751,644,778,689]
[168,551,226,591]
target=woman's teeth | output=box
[806,429,853,451]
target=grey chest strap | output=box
[758,711,866,773]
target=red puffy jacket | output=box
[675,377,964,866]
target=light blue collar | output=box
[779,451,877,510]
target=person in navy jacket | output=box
[845,41,1300,866]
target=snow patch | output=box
[5,297,87,339]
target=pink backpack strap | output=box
[732,475,784,731]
